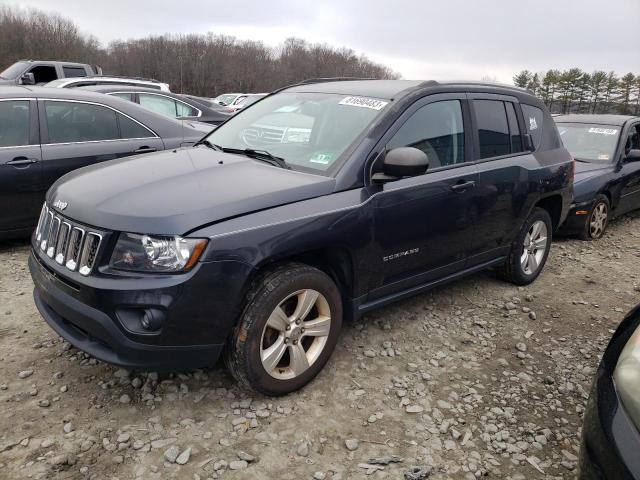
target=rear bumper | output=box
[29,250,254,370]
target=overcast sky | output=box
[4,0,640,82]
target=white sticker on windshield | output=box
[588,127,618,135]
[529,117,538,131]
[339,96,388,110]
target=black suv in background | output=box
[29,79,573,395]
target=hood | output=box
[573,161,613,184]
[47,147,335,235]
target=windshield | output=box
[0,61,28,80]
[557,122,621,163]
[203,92,389,174]
[217,94,238,105]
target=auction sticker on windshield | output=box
[309,152,333,165]
[339,96,388,110]
[588,127,618,135]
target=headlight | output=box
[109,233,207,273]
[284,127,311,143]
[613,322,640,429]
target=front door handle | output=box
[134,146,157,153]
[7,156,37,167]
[451,180,476,192]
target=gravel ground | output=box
[1,211,639,480]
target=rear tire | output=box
[498,207,552,286]
[578,194,609,240]
[224,263,342,396]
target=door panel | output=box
[617,124,640,214]
[0,145,43,232]
[369,165,479,299]
[617,161,640,214]
[0,99,43,233]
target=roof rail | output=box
[271,77,377,95]
[440,80,532,94]
[296,77,377,85]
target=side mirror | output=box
[372,147,429,183]
[20,72,35,85]
[625,149,640,162]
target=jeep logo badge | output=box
[53,200,68,211]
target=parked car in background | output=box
[0,60,101,86]
[227,93,267,113]
[213,92,243,106]
[0,86,205,239]
[556,114,640,239]
[29,79,573,395]
[81,86,232,126]
[44,76,170,92]
[579,303,640,479]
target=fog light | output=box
[116,307,165,334]
[141,309,164,331]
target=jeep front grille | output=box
[34,203,103,276]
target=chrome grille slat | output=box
[46,216,61,257]
[55,222,71,264]
[78,233,102,276]
[40,211,54,251]
[34,203,104,276]
[35,203,47,240]
[65,227,85,272]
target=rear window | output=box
[522,104,545,150]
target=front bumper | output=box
[579,307,640,479]
[29,250,254,370]
[558,200,593,236]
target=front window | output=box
[556,123,621,163]
[0,61,28,80]
[203,92,389,174]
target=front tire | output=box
[579,194,609,240]
[225,263,342,396]
[499,207,552,286]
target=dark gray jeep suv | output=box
[29,79,574,395]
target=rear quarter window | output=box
[521,104,545,150]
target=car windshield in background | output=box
[218,94,238,105]
[204,92,388,174]
[557,122,620,163]
[0,61,28,79]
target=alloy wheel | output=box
[260,289,331,380]
[589,202,608,238]
[520,220,548,275]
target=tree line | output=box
[0,6,397,97]
[513,69,640,115]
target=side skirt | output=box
[350,257,506,318]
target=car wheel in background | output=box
[225,263,342,396]
[579,194,610,240]
[499,207,552,286]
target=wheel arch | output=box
[534,194,563,232]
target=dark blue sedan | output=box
[556,114,640,239]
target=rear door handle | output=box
[134,146,157,153]
[451,180,476,192]
[7,156,37,167]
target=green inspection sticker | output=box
[309,152,333,165]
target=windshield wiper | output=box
[193,139,223,151]
[222,147,290,169]
[573,157,590,163]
